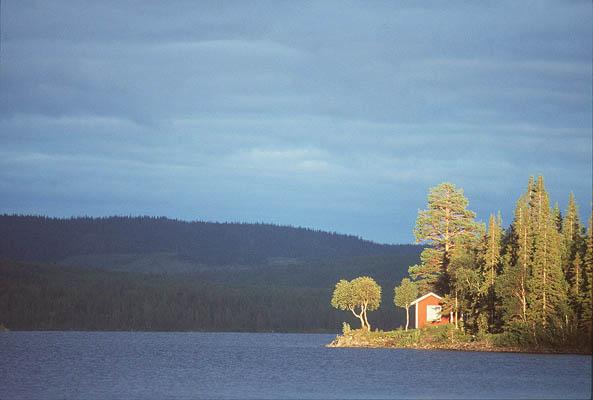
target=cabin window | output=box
[426,305,442,322]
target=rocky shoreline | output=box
[325,329,592,355]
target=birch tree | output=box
[331,277,381,331]
[394,278,418,331]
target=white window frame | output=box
[426,305,442,322]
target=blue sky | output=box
[1,1,591,244]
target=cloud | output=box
[1,1,591,243]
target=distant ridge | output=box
[0,215,422,332]
[0,215,414,267]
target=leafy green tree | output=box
[393,278,418,331]
[409,183,482,295]
[331,277,381,331]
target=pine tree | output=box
[409,183,482,296]
[526,175,568,328]
[408,248,443,295]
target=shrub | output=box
[342,322,351,335]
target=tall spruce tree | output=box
[562,193,585,313]
[562,193,582,260]
[570,253,584,313]
[497,176,535,326]
[580,205,593,334]
[447,234,482,330]
[477,212,503,331]
[553,203,563,234]
[526,175,568,328]
[409,183,482,296]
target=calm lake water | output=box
[1,331,591,399]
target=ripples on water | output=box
[1,331,591,399]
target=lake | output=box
[1,331,591,399]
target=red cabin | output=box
[410,292,454,329]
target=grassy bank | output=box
[326,324,592,355]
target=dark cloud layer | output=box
[1,1,591,243]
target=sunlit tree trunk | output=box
[349,306,365,330]
[405,305,410,331]
[454,292,459,329]
[362,301,371,331]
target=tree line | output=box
[0,215,407,267]
[0,257,413,332]
[0,259,343,332]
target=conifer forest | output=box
[1,174,591,352]
[408,175,592,351]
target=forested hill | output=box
[0,215,419,332]
[0,215,411,267]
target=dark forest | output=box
[0,216,420,332]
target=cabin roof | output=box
[410,292,443,306]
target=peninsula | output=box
[327,178,593,356]
[326,325,592,355]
